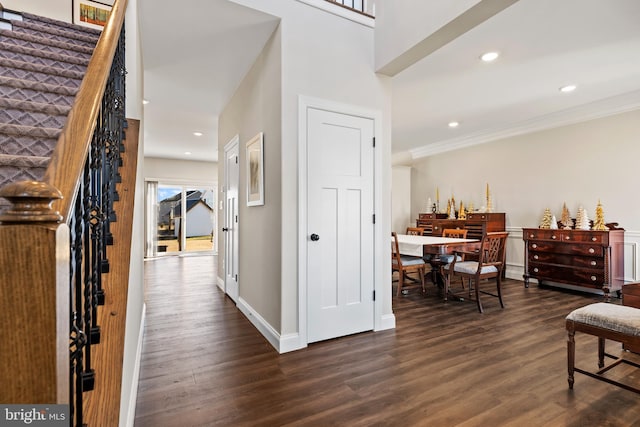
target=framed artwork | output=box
[73,0,113,30]
[246,132,264,206]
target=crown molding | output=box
[410,90,640,160]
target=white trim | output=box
[410,92,640,159]
[217,275,225,291]
[123,303,146,427]
[279,333,304,353]
[298,95,388,348]
[295,0,374,28]
[237,297,280,351]
[223,135,240,301]
[144,177,216,187]
[377,313,396,331]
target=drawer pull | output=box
[552,235,557,240]
[532,244,537,249]
[589,248,595,254]
[533,268,539,273]
[591,261,597,266]
[591,276,597,281]
[533,255,539,260]
[591,237,597,242]
[529,234,534,238]
[565,236,571,240]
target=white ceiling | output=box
[138,0,640,164]
[138,0,279,162]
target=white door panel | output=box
[224,137,239,303]
[307,108,374,343]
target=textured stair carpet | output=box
[0,10,99,209]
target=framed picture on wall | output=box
[246,132,264,206]
[73,0,113,30]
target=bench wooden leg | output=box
[567,327,575,389]
[598,337,605,369]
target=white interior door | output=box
[224,137,239,303]
[307,107,375,343]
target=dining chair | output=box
[443,231,509,313]
[406,227,425,236]
[391,232,427,296]
[426,228,468,287]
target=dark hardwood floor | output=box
[134,255,640,426]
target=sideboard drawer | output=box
[529,252,603,269]
[527,241,604,257]
[528,262,604,285]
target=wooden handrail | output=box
[43,0,128,222]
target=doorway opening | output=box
[145,181,217,257]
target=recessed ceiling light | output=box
[448,121,460,128]
[193,132,203,137]
[480,52,499,62]
[560,85,577,93]
[184,151,192,155]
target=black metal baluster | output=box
[70,163,88,426]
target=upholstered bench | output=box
[566,302,640,394]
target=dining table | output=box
[395,234,480,257]
[394,233,481,298]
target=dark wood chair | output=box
[406,227,425,236]
[427,228,468,288]
[443,231,508,313]
[392,232,426,296]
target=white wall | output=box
[144,157,217,183]
[375,0,480,71]
[227,0,393,347]
[117,1,145,425]
[3,0,70,22]
[392,166,412,233]
[218,26,283,332]
[409,109,640,283]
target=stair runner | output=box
[0,9,100,209]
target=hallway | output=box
[134,255,640,426]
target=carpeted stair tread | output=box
[0,75,78,98]
[0,153,49,197]
[12,19,99,49]
[0,56,85,81]
[0,105,68,129]
[0,132,57,157]
[0,57,84,88]
[0,153,50,168]
[0,96,72,116]
[22,12,101,40]
[0,123,61,139]
[0,41,90,71]
[0,28,94,59]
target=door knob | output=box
[310,233,320,241]
[222,227,229,232]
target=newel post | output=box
[0,181,70,404]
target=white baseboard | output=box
[237,298,308,354]
[237,297,280,351]
[376,313,396,331]
[123,303,145,427]
[217,276,224,291]
[279,333,306,353]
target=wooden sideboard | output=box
[522,228,625,299]
[416,212,506,240]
